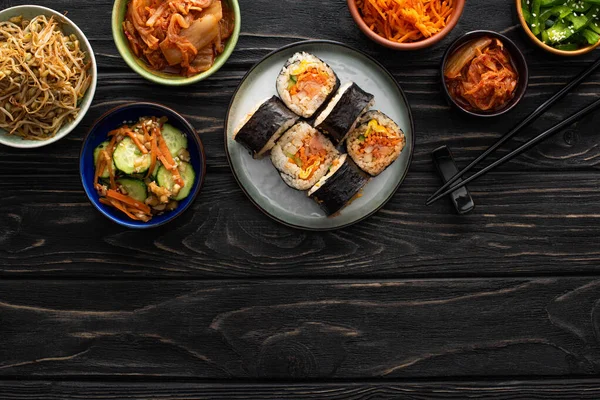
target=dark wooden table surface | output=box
[2,0,600,398]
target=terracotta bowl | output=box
[515,0,600,56]
[347,0,466,50]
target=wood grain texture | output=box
[2,278,600,378]
[3,171,600,277]
[1,0,600,395]
[1,0,600,279]
[3,380,600,399]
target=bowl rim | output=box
[223,39,416,231]
[0,4,97,149]
[515,0,600,56]
[346,0,466,50]
[111,0,241,86]
[440,30,530,118]
[79,101,207,229]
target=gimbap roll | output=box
[308,154,370,216]
[276,52,340,119]
[271,122,338,190]
[233,96,299,159]
[314,82,375,146]
[347,110,406,176]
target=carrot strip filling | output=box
[112,199,144,221]
[142,124,151,143]
[146,132,158,178]
[356,0,456,44]
[108,127,130,137]
[127,131,149,154]
[106,189,152,214]
[93,158,106,189]
[156,129,185,187]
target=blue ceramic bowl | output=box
[80,103,206,229]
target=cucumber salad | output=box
[93,116,195,222]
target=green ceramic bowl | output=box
[111,0,240,86]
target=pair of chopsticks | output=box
[427,56,600,206]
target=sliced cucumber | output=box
[116,178,148,202]
[156,162,195,201]
[161,124,188,158]
[113,137,151,174]
[93,141,115,178]
[150,161,161,178]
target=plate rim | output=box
[224,39,415,231]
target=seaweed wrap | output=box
[347,110,405,176]
[314,82,375,146]
[233,96,299,159]
[271,122,338,190]
[308,154,370,215]
[276,52,340,118]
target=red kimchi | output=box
[444,37,518,112]
[123,0,235,76]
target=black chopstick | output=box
[426,96,600,205]
[426,55,600,204]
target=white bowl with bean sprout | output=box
[0,5,97,148]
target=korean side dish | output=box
[521,0,600,50]
[444,37,519,113]
[0,15,92,140]
[93,117,196,222]
[123,0,235,77]
[356,0,456,43]
[233,52,406,216]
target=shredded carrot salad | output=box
[356,0,455,43]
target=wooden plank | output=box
[1,278,600,378]
[1,68,599,174]
[1,0,599,286]
[2,0,597,67]
[2,171,600,277]
[1,0,600,174]
[2,380,600,399]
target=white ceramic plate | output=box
[225,40,414,230]
[0,5,97,148]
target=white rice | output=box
[276,52,337,118]
[271,122,338,190]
